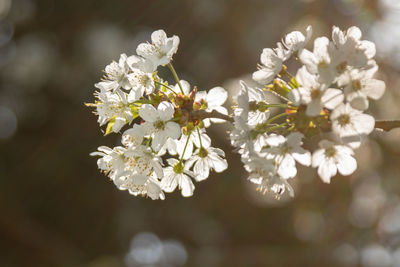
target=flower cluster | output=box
[89,26,387,200]
[89,30,228,199]
[231,25,385,198]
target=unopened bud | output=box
[186,122,195,132]
[197,120,205,129]
[193,101,201,111]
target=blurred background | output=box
[1,0,400,266]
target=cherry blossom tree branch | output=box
[375,120,400,132]
[192,113,400,132]
[193,110,234,123]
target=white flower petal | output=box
[353,113,375,135]
[152,131,168,151]
[337,153,357,176]
[157,101,175,121]
[179,175,195,197]
[322,88,344,110]
[278,154,297,179]
[139,104,158,122]
[252,69,275,85]
[207,87,228,107]
[165,122,181,139]
[318,158,337,183]
[312,149,325,168]
[306,99,323,116]
[363,79,385,100]
[193,159,209,181]
[151,30,167,45]
[292,148,311,166]
[161,171,178,193]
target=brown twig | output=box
[192,112,400,132]
[193,110,234,123]
[375,120,400,132]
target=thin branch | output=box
[193,110,234,123]
[375,120,400,132]
[191,112,400,132]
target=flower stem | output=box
[264,112,287,126]
[282,125,295,135]
[154,80,177,95]
[167,63,184,94]
[196,127,203,148]
[265,123,288,133]
[180,132,191,163]
[264,104,288,109]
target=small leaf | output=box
[105,117,116,136]
[129,105,140,120]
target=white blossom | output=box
[172,80,191,95]
[246,155,294,198]
[338,67,385,110]
[95,53,133,92]
[299,37,337,84]
[185,147,228,181]
[122,124,145,148]
[294,66,344,116]
[263,132,311,179]
[139,101,181,151]
[331,26,376,70]
[127,70,155,102]
[90,146,126,180]
[230,81,255,155]
[124,145,164,179]
[253,43,290,85]
[283,25,312,54]
[136,30,180,68]
[127,55,156,74]
[330,103,375,148]
[312,140,357,183]
[235,81,269,128]
[114,173,165,200]
[94,90,133,133]
[158,128,211,159]
[195,86,228,126]
[161,159,195,197]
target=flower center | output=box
[318,60,329,69]
[336,61,347,73]
[157,51,167,59]
[311,88,321,99]
[139,74,150,85]
[337,114,350,126]
[154,120,165,130]
[325,147,337,158]
[352,80,362,91]
[198,147,208,158]
[173,162,184,174]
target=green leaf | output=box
[129,105,140,120]
[105,117,116,136]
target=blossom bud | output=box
[186,122,195,132]
[197,120,205,129]
[193,101,201,111]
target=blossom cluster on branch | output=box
[88,30,228,199]
[88,26,388,200]
[232,26,385,198]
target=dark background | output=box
[1,0,400,266]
